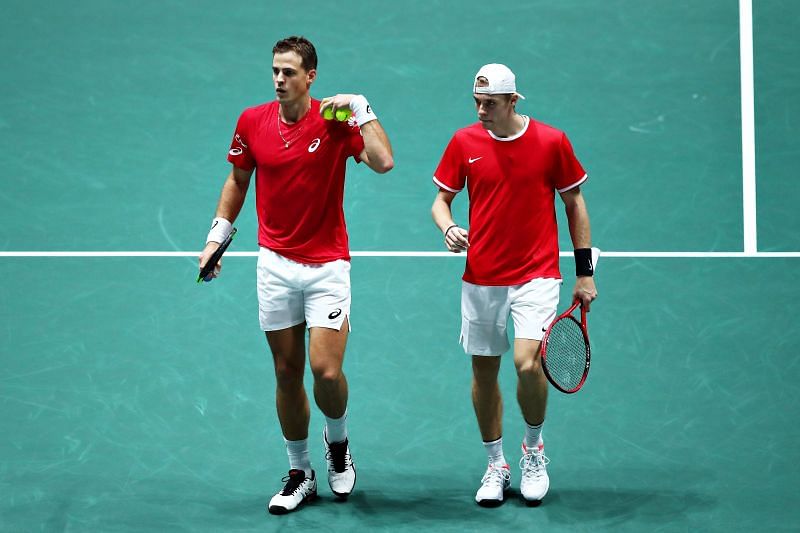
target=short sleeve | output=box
[227,110,256,171]
[554,133,587,192]
[433,135,466,193]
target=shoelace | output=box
[280,470,308,496]
[481,465,511,487]
[325,441,352,473]
[519,449,550,479]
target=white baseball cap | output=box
[473,63,526,99]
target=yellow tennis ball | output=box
[335,108,351,121]
[322,107,352,121]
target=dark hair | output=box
[272,36,318,72]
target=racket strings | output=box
[545,319,588,390]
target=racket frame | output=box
[541,301,591,394]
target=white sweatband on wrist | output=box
[349,94,377,127]
[206,217,233,244]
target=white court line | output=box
[1,251,798,258]
[740,0,758,253]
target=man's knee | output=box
[514,339,543,380]
[310,358,344,386]
[516,357,543,379]
[274,358,304,389]
[515,348,543,379]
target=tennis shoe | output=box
[520,442,549,505]
[324,432,356,498]
[475,463,511,506]
[267,469,316,514]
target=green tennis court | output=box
[2,1,798,531]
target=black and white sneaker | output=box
[267,469,317,515]
[324,432,356,498]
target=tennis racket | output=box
[197,227,237,283]
[540,247,599,393]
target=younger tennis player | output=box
[431,64,597,506]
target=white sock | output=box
[483,437,507,467]
[324,410,348,444]
[524,421,544,449]
[285,438,312,477]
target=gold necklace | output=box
[277,101,310,149]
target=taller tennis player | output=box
[431,64,597,507]
[198,36,393,515]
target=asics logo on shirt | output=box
[308,138,321,152]
[231,133,247,155]
[468,157,483,164]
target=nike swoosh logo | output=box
[468,157,483,164]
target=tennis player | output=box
[431,64,597,506]
[198,36,393,514]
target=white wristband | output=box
[349,94,377,127]
[206,217,233,244]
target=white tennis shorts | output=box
[460,278,561,356]
[256,247,351,332]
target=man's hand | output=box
[320,94,357,117]
[445,225,470,253]
[198,241,222,282]
[572,276,598,310]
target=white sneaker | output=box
[267,469,317,514]
[520,442,550,505]
[475,463,511,507]
[324,432,356,498]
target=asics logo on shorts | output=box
[328,308,342,319]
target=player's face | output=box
[473,94,515,129]
[272,51,316,103]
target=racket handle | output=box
[197,228,236,283]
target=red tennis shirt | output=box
[227,98,364,264]
[433,116,587,285]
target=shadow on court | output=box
[347,489,469,519]
[545,487,716,527]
